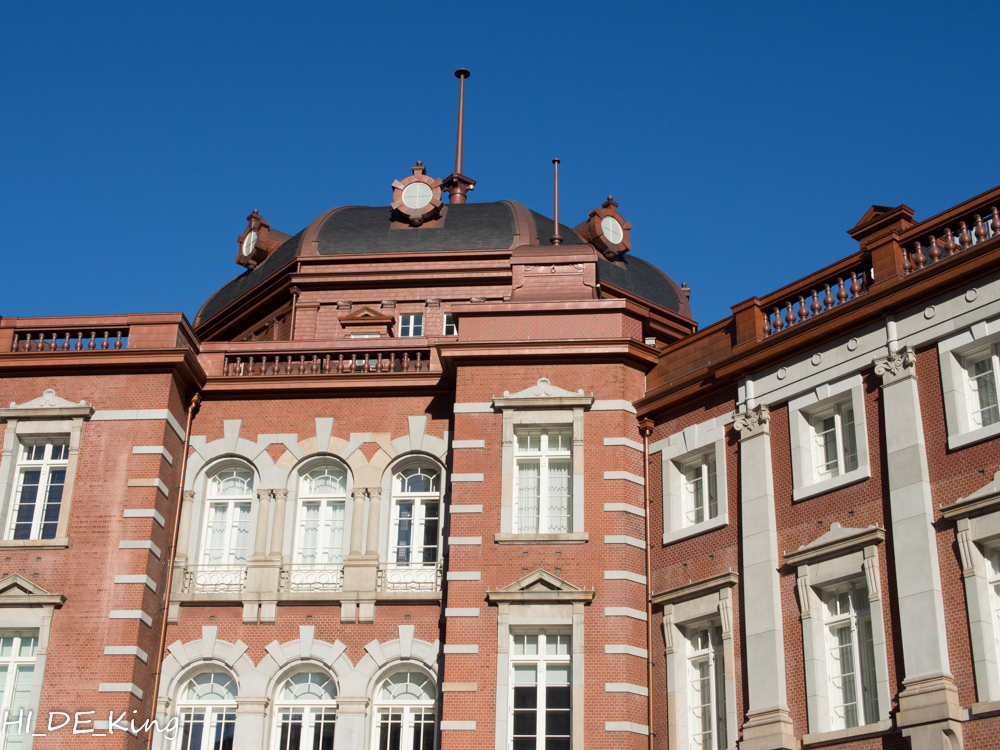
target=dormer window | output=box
[391,162,444,227]
[241,230,258,257]
[402,183,433,209]
[600,216,624,245]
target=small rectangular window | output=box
[444,313,457,336]
[399,314,423,337]
[966,348,1000,428]
[811,403,859,482]
[682,453,718,527]
[514,429,572,534]
[7,440,69,541]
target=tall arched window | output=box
[273,671,337,750]
[202,468,253,566]
[296,466,347,566]
[177,671,237,750]
[371,670,437,750]
[385,465,441,591]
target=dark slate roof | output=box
[597,254,685,314]
[197,230,304,324]
[316,203,515,255]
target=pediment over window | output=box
[486,569,595,604]
[492,378,595,409]
[783,522,884,567]
[0,388,93,421]
[0,574,65,608]
[941,470,1000,520]
[339,306,394,325]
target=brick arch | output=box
[256,629,353,698]
[157,632,260,709]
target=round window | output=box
[402,183,433,209]
[242,230,258,256]
[601,216,624,245]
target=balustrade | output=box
[901,205,1000,275]
[181,564,247,594]
[222,349,431,376]
[762,267,871,338]
[10,329,128,352]
[279,563,344,592]
[376,561,442,592]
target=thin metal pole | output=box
[454,69,470,175]
[642,420,655,750]
[145,393,200,749]
[551,159,563,246]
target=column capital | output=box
[182,489,195,502]
[256,489,274,502]
[874,345,917,385]
[352,488,368,502]
[733,403,770,439]
[368,487,383,501]
[272,489,288,502]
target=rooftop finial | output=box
[442,69,476,204]
[550,159,563,246]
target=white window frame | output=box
[686,622,727,750]
[200,468,254,568]
[654,414,730,545]
[389,466,442,568]
[821,581,879,731]
[370,669,438,750]
[788,375,870,502]
[271,671,338,750]
[508,630,572,750]
[175,671,238,750]
[808,402,859,484]
[0,631,39,743]
[6,440,69,542]
[939,321,1000,450]
[512,428,573,535]
[295,466,348,566]
[443,313,457,337]
[680,452,719,529]
[399,314,423,337]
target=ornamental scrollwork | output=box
[873,346,916,378]
[732,403,770,436]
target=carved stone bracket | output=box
[874,345,917,384]
[733,403,770,438]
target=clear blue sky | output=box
[3,1,997,329]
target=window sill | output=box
[969,699,1000,718]
[662,514,728,546]
[792,466,870,503]
[0,538,69,550]
[494,533,589,544]
[948,421,1000,451]
[802,719,893,746]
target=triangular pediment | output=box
[340,306,394,325]
[491,378,595,409]
[0,574,65,608]
[0,388,93,421]
[487,569,594,604]
[783,522,884,566]
[502,378,584,400]
[941,470,1000,521]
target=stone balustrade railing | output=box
[901,205,1000,275]
[182,564,247,594]
[279,563,344,592]
[10,329,128,352]
[761,264,872,338]
[222,348,432,376]
[376,562,442,592]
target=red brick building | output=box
[2,143,1000,750]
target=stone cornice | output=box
[783,523,885,567]
[651,571,738,606]
[940,470,1000,521]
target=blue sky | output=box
[3,1,998,329]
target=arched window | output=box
[385,465,441,591]
[371,670,437,750]
[202,467,253,567]
[296,466,347,565]
[177,671,237,750]
[273,671,337,750]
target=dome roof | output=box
[195,201,690,326]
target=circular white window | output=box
[242,230,258,256]
[601,216,624,245]
[402,182,433,209]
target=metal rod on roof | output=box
[550,159,563,246]
[454,68,470,175]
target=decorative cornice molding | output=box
[492,378,595,410]
[732,403,770,438]
[783,523,885,567]
[650,571,738,606]
[941,469,1000,520]
[486,569,595,604]
[0,388,94,421]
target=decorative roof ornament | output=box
[391,161,444,227]
[575,196,632,260]
[441,69,476,204]
[733,402,770,437]
[236,209,271,270]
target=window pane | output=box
[546,460,571,533]
[815,414,839,478]
[517,461,540,534]
[970,355,1000,427]
[842,407,859,472]
[714,649,727,749]
[684,463,705,525]
[858,616,879,724]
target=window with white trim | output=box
[399,315,423,337]
[390,467,440,567]
[687,623,727,750]
[296,467,347,566]
[514,430,572,534]
[177,672,237,750]
[510,632,571,750]
[443,313,457,337]
[6,440,68,541]
[964,346,1000,429]
[823,581,878,730]
[201,469,253,567]
[273,672,337,750]
[681,453,718,528]
[987,547,1000,645]
[0,631,38,742]
[371,670,437,750]
[810,402,859,483]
